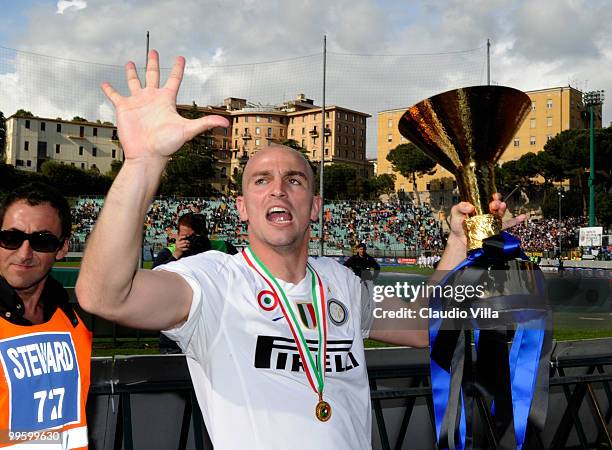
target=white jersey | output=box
[159,251,372,450]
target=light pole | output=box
[557,187,564,257]
[582,90,604,226]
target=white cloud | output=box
[1,0,610,157]
[56,0,87,15]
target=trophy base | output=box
[464,214,502,251]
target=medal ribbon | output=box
[243,247,327,398]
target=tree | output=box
[105,160,123,180]
[370,173,396,196]
[40,160,111,196]
[386,143,436,205]
[15,109,34,117]
[159,102,218,197]
[320,164,357,200]
[0,111,5,160]
[72,116,88,122]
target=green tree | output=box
[159,102,218,196]
[72,116,88,122]
[40,160,111,196]
[105,160,123,180]
[386,143,436,205]
[321,164,357,200]
[15,109,34,117]
[0,111,5,160]
[370,173,396,196]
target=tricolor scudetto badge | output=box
[296,302,317,329]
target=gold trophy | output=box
[398,86,531,250]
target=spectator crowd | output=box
[71,197,591,256]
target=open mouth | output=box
[266,207,293,224]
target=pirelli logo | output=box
[254,335,360,373]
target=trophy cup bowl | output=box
[398,86,531,251]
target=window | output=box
[343,136,348,145]
[267,128,272,137]
[301,139,305,147]
[313,137,317,145]
[530,118,536,128]
[344,113,348,120]
[112,149,117,158]
[426,183,431,191]
[93,127,98,137]
[291,129,295,136]
[234,140,238,148]
[280,129,284,137]
[387,134,393,143]
[92,147,97,157]
[56,123,61,133]
[352,127,355,135]
[16,159,24,166]
[513,138,520,147]
[388,119,393,128]
[55,144,60,154]
[531,101,536,111]
[25,120,30,129]
[223,139,228,149]
[244,127,248,134]
[302,116,306,123]
[112,129,118,140]
[26,160,32,167]
[24,141,29,151]
[344,125,348,133]
[70,162,75,166]
[79,146,84,156]
[530,136,536,146]
[352,151,355,159]
[546,99,553,109]
[256,116,260,123]
[325,148,329,156]
[352,115,356,122]
[325,136,329,144]
[255,139,260,146]
[244,116,249,123]
[301,127,305,135]
[223,128,228,136]
[268,116,273,123]
[40,122,45,131]
[255,127,260,135]
[81,163,85,169]
[351,139,355,146]
[221,167,227,178]
[325,112,330,119]
[79,126,84,138]
[547,116,553,127]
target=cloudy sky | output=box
[1,0,611,157]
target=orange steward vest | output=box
[0,308,91,449]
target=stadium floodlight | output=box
[583,90,605,226]
[558,187,565,257]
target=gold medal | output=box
[315,399,332,422]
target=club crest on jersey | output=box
[257,290,279,311]
[328,299,348,326]
[296,302,317,329]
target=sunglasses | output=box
[0,229,64,253]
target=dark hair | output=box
[356,243,367,250]
[178,212,208,236]
[0,182,72,239]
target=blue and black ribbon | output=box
[429,232,552,450]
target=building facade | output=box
[4,115,123,174]
[377,86,603,208]
[4,94,372,194]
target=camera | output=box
[185,234,209,256]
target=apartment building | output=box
[377,86,603,206]
[4,115,123,174]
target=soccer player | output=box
[76,50,521,449]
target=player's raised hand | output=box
[101,50,229,160]
[448,193,527,248]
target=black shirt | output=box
[0,275,78,327]
[343,253,381,278]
